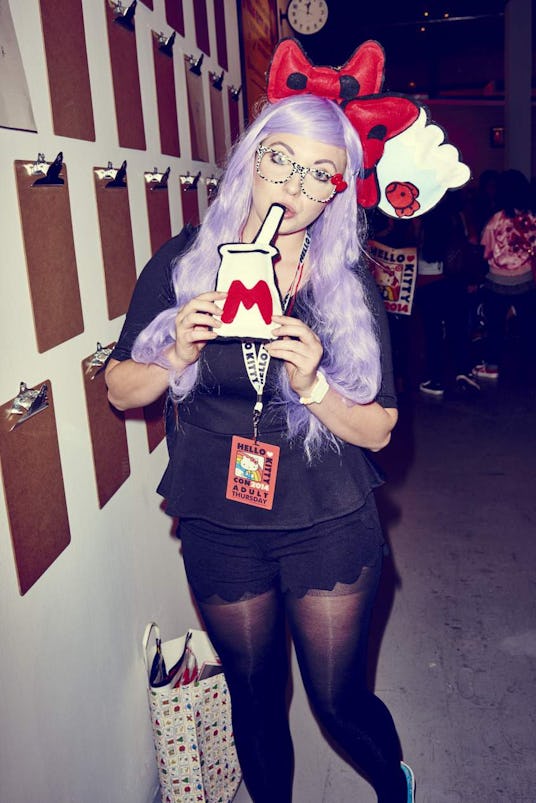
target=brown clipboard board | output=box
[214,0,228,71]
[209,75,227,167]
[193,0,210,56]
[105,0,146,150]
[145,170,172,255]
[228,86,241,145]
[179,174,201,228]
[82,344,130,507]
[184,56,209,162]
[14,157,84,353]
[94,164,137,320]
[38,0,95,141]
[165,0,185,35]
[152,32,181,157]
[0,381,71,595]
[143,394,166,453]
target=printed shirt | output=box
[481,210,536,277]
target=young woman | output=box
[474,169,536,381]
[106,40,433,801]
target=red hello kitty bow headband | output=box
[267,38,470,219]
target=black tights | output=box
[195,563,406,803]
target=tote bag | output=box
[143,623,241,803]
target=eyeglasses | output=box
[255,145,342,204]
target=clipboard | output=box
[193,0,210,56]
[15,155,84,353]
[209,71,227,166]
[213,0,228,71]
[144,394,166,452]
[152,31,181,157]
[165,0,184,35]
[145,168,172,255]
[82,343,130,507]
[179,172,201,228]
[38,0,95,141]
[94,162,137,320]
[184,54,209,162]
[0,381,71,595]
[105,0,146,150]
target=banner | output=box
[367,240,418,316]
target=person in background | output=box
[414,193,481,398]
[367,209,416,396]
[473,169,536,382]
[471,169,500,238]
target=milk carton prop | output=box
[215,204,285,340]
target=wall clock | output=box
[286,0,328,35]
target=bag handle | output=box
[142,621,161,674]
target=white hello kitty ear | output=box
[376,108,471,219]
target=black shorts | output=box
[178,493,384,602]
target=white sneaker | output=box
[472,363,499,380]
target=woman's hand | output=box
[265,314,323,397]
[168,291,227,369]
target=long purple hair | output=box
[132,94,381,459]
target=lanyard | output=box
[242,341,270,441]
[241,230,311,441]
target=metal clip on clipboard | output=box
[156,30,175,57]
[210,70,225,91]
[110,0,137,29]
[180,171,202,191]
[188,53,204,76]
[26,152,65,186]
[8,382,49,431]
[145,166,170,189]
[85,342,114,380]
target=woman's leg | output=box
[195,589,294,803]
[416,280,446,385]
[285,563,407,803]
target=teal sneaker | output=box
[401,761,415,802]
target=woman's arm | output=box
[265,314,397,451]
[105,357,174,411]
[105,291,226,411]
[300,388,397,451]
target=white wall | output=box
[0,2,243,802]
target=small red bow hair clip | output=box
[266,39,470,218]
[331,174,348,193]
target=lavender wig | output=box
[132,94,382,459]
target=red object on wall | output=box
[193,0,210,56]
[165,0,185,35]
[214,0,228,71]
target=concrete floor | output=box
[234,353,536,802]
[369,369,536,803]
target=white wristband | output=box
[299,370,329,405]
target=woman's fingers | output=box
[172,291,226,364]
[271,314,319,341]
[176,293,226,330]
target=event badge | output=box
[226,436,280,510]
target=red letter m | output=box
[220,280,273,324]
